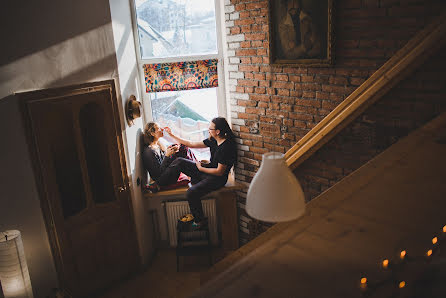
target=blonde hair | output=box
[143,122,158,146]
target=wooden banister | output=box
[284,11,446,170]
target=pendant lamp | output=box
[246,152,306,222]
[0,230,34,298]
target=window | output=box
[135,0,218,59]
[131,0,226,160]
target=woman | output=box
[142,122,181,189]
[163,117,237,229]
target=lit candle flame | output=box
[399,281,406,288]
[361,277,367,284]
[443,225,446,233]
[427,249,433,257]
[432,237,438,245]
[400,250,406,259]
[382,259,389,269]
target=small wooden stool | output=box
[176,221,212,272]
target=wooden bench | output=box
[143,175,244,250]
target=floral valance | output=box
[143,59,218,93]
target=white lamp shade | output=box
[246,152,306,222]
[0,230,33,298]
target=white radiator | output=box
[165,199,218,247]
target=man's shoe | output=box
[191,218,208,230]
[179,213,194,222]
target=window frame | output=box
[129,0,227,124]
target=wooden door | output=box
[20,81,139,297]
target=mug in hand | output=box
[200,159,210,167]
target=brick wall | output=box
[223,0,446,244]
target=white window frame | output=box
[129,0,228,125]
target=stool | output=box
[176,221,212,272]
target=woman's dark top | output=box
[142,145,172,181]
[203,138,237,176]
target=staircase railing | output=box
[284,11,446,170]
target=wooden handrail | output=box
[284,11,446,170]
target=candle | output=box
[400,250,406,260]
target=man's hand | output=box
[195,160,203,171]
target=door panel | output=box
[22,82,139,297]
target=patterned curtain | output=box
[143,59,218,93]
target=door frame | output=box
[18,80,137,296]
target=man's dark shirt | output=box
[203,138,237,176]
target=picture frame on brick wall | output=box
[268,0,334,66]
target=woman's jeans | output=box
[158,157,228,222]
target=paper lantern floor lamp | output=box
[0,230,33,298]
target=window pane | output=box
[135,0,218,59]
[151,88,218,160]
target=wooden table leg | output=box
[217,191,239,250]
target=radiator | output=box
[165,199,218,247]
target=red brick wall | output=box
[224,0,446,244]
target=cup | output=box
[200,160,210,167]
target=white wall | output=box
[0,0,152,296]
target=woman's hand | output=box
[165,144,179,157]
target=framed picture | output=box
[268,0,334,66]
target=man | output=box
[278,0,321,59]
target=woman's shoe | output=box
[146,183,159,193]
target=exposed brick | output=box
[252,87,264,94]
[237,100,257,107]
[245,107,266,115]
[289,75,301,82]
[240,41,251,48]
[276,89,290,96]
[251,56,263,63]
[253,73,265,80]
[238,79,258,87]
[329,76,349,85]
[250,94,270,102]
[245,86,254,93]
[350,77,366,86]
[316,91,330,100]
[289,113,313,122]
[230,27,241,34]
[259,80,270,87]
[272,81,294,89]
[245,1,268,10]
[237,7,248,14]
[235,18,255,26]
[239,65,259,72]
[245,33,266,41]
[236,49,257,56]
[302,91,316,98]
[301,75,314,82]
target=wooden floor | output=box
[97,249,203,298]
[97,248,230,298]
